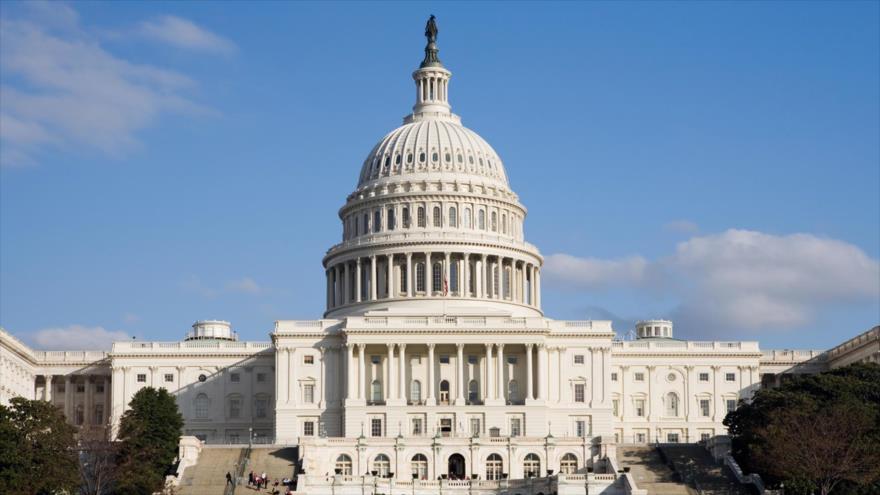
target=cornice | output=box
[323,238,543,266]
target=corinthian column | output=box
[525,344,534,401]
[426,344,436,405]
[455,343,465,405]
[398,344,407,401]
[355,258,362,303]
[496,344,505,401]
[358,344,366,400]
[370,255,377,300]
[386,344,395,402]
[346,344,355,401]
[537,343,548,401]
[485,344,494,401]
[387,254,394,298]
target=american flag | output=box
[443,279,448,296]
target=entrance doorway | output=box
[447,454,466,480]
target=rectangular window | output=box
[612,399,619,416]
[255,399,268,419]
[303,421,315,436]
[58,384,65,393]
[700,399,710,417]
[93,404,104,425]
[699,373,710,382]
[667,433,680,443]
[371,418,382,437]
[96,383,104,394]
[575,420,586,438]
[470,418,481,437]
[256,373,267,382]
[468,355,478,365]
[506,356,517,365]
[634,372,645,382]
[76,384,85,393]
[412,418,423,435]
[371,355,381,364]
[304,384,315,404]
[510,418,521,437]
[574,383,585,403]
[137,374,146,383]
[574,355,584,365]
[635,432,646,443]
[635,399,645,417]
[304,355,314,364]
[701,433,711,442]
[440,418,453,437]
[164,374,174,382]
[230,373,240,382]
[611,373,618,382]
[727,399,737,412]
[229,399,241,419]
[402,207,410,229]
[726,373,736,382]
[439,355,450,364]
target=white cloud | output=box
[225,277,262,294]
[543,253,648,290]
[0,5,213,167]
[138,15,236,54]
[664,219,699,234]
[26,324,129,350]
[545,229,880,333]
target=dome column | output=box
[386,254,394,299]
[370,255,378,301]
[406,253,413,297]
[355,258,362,303]
[463,253,471,297]
[535,267,541,309]
[342,263,349,305]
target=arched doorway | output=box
[447,453,466,480]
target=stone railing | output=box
[112,341,272,353]
[826,326,879,359]
[326,230,541,257]
[611,341,760,352]
[33,350,109,362]
[760,349,824,362]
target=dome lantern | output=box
[408,15,454,123]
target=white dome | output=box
[357,119,509,191]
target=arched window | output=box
[449,207,457,227]
[371,380,383,403]
[75,404,84,425]
[411,454,428,480]
[508,380,519,402]
[363,213,369,234]
[402,207,411,228]
[387,208,395,230]
[373,211,381,233]
[417,207,426,227]
[493,265,500,298]
[433,206,441,227]
[450,262,459,293]
[463,207,472,228]
[523,453,541,478]
[416,263,426,292]
[373,454,391,477]
[336,454,352,476]
[666,392,679,417]
[503,267,511,299]
[410,380,422,403]
[478,210,485,230]
[560,453,578,474]
[432,263,442,293]
[439,380,450,404]
[502,214,507,234]
[194,393,209,419]
[400,264,408,293]
[469,261,476,295]
[468,380,479,404]
[355,216,360,236]
[486,454,503,480]
[491,211,497,231]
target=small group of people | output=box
[247,471,295,494]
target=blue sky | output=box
[1,1,878,351]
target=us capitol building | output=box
[1,17,878,493]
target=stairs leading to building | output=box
[247,446,298,483]
[617,446,695,495]
[658,445,754,495]
[178,446,247,495]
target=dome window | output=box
[417,207,426,228]
[479,158,484,166]
[432,152,438,162]
[419,152,426,163]
[384,156,390,168]
[468,156,474,164]
[402,207,410,228]
[449,207,457,228]
[445,153,451,162]
[457,154,462,163]
[395,155,401,165]
[416,263,426,292]
[407,154,413,163]
[432,206,441,227]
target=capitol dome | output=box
[323,17,543,318]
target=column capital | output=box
[386,343,396,350]
[646,365,656,371]
[620,365,630,371]
[525,343,534,350]
[398,343,406,350]
[357,343,367,350]
[356,257,362,265]
[427,343,435,350]
[496,343,505,350]
[456,342,464,350]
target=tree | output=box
[115,387,184,495]
[78,438,118,495]
[725,363,880,495]
[0,397,80,495]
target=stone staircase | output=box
[178,446,247,495]
[617,446,695,495]
[247,446,298,483]
[659,445,754,495]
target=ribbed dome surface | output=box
[357,119,509,190]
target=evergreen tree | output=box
[0,397,79,495]
[115,387,184,495]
